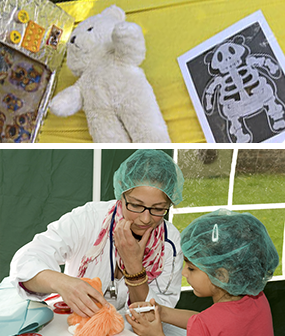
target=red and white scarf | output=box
[77,201,165,281]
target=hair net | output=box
[181,209,279,296]
[113,149,184,205]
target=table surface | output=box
[39,297,136,336]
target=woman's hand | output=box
[23,270,109,318]
[113,219,152,303]
[125,299,164,336]
[113,219,152,273]
[55,274,109,317]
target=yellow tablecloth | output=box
[38,0,285,143]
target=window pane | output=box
[177,149,233,207]
[233,149,285,204]
[174,148,284,287]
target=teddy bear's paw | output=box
[49,86,83,117]
[68,323,80,335]
[49,95,74,117]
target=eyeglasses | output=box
[123,194,169,217]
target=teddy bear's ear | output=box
[91,277,103,292]
[102,5,125,21]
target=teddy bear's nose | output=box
[70,36,76,44]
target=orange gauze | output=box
[67,277,124,336]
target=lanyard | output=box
[106,204,118,299]
[164,221,177,258]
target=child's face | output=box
[182,257,215,298]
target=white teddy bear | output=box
[49,5,171,143]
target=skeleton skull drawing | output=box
[211,42,245,74]
[203,35,285,143]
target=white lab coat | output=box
[10,200,183,312]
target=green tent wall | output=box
[0,149,94,281]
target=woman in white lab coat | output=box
[10,149,185,335]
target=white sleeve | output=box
[9,201,107,301]
[146,221,183,308]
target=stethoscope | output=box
[105,204,177,299]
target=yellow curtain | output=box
[38,0,285,143]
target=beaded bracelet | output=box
[123,267,147,281]
[125,275,148,287]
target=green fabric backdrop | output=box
[0,149,93,281]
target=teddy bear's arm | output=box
[49,84,83,117]
[112,21,146,66]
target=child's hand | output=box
[125,299,165,336]
[128,300,155,322]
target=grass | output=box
[177,174,285,208]
[173,174,285,287]
[177,177,229,208]
[233,174,285,204]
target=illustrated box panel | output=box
[0,0,74,142]
[0,43,52,142]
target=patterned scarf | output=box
[77,200,165,281]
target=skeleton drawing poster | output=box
[178,11,285,143]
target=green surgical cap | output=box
[113,149,184,205]
[181,209,279,296]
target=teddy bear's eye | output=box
[87,27,93,32]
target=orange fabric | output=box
[67,277,124,336]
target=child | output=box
[126,208,279,336]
